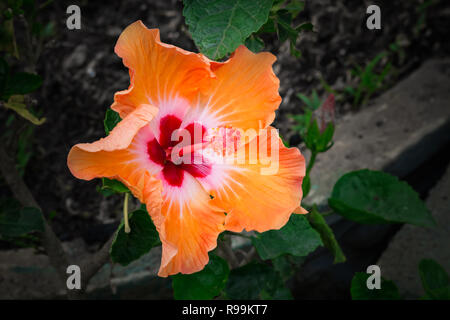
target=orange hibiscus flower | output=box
[67,21,306,277]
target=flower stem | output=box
[123,192,130,233]
[305,151,317,179]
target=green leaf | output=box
[172,254,229,300]
[320,77,338,95]
[304,119,321,150]
[290,109,312,137]
[276,10,296,43]
[0,199,44,237]
[280,135,290,147]
[419,259,450,300]
[307,206,346,263]
[258,17,276,33]
[329,169,436,228]
[296,22,313,32]
[284,0,305,18]
[311,90,321,109]
[301,174,311,198]
[252,214,322,260]
[377,62,392,88]
[4,72,42,97]
[316,122,334,152]
[366,52,386,73]
[297,90,322,111]
[101,178,130,194]
[344,86,356,96]
[244,35,264,53]
[296,93,312,109]
[271,255,296,282]
[104,109,121,135]
[3,95,46,125]
[183,0,273,60]
[289,41,301,58]
[225,262,292,300]
[110,209,160,266]
[259,2,310,59]
[351,272,401,300]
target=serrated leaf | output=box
[172,254,229,300]
[329,170,435,227]
[104,109,121,135]
[3,95,46,125]
[419,259,450,300]
[252,214,322,260]
[351,272,401,300]
[276,10,296,43]
[183,0,272,60]
[244,35,264,53]
[225,262,292,300]
[110,209,160,266]
[0,199,44,237]
[307,206,346,263]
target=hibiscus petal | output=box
[209,127,305,233]
[293,206,308,214]
[67,103,157,176]
[112,21,214,118]
[199,45,281,131]
[67,103,163,217]
[157,174,225,277]
[70,103,157,156]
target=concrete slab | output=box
[305,59,450,206]
[376,164,450,299]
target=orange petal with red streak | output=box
[210,127,305,233]
[157,175,225,277]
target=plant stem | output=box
[305,150,317,179]
[123,192,130,233]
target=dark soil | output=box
[1,0,449,256]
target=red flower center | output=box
[147,115,211,187]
